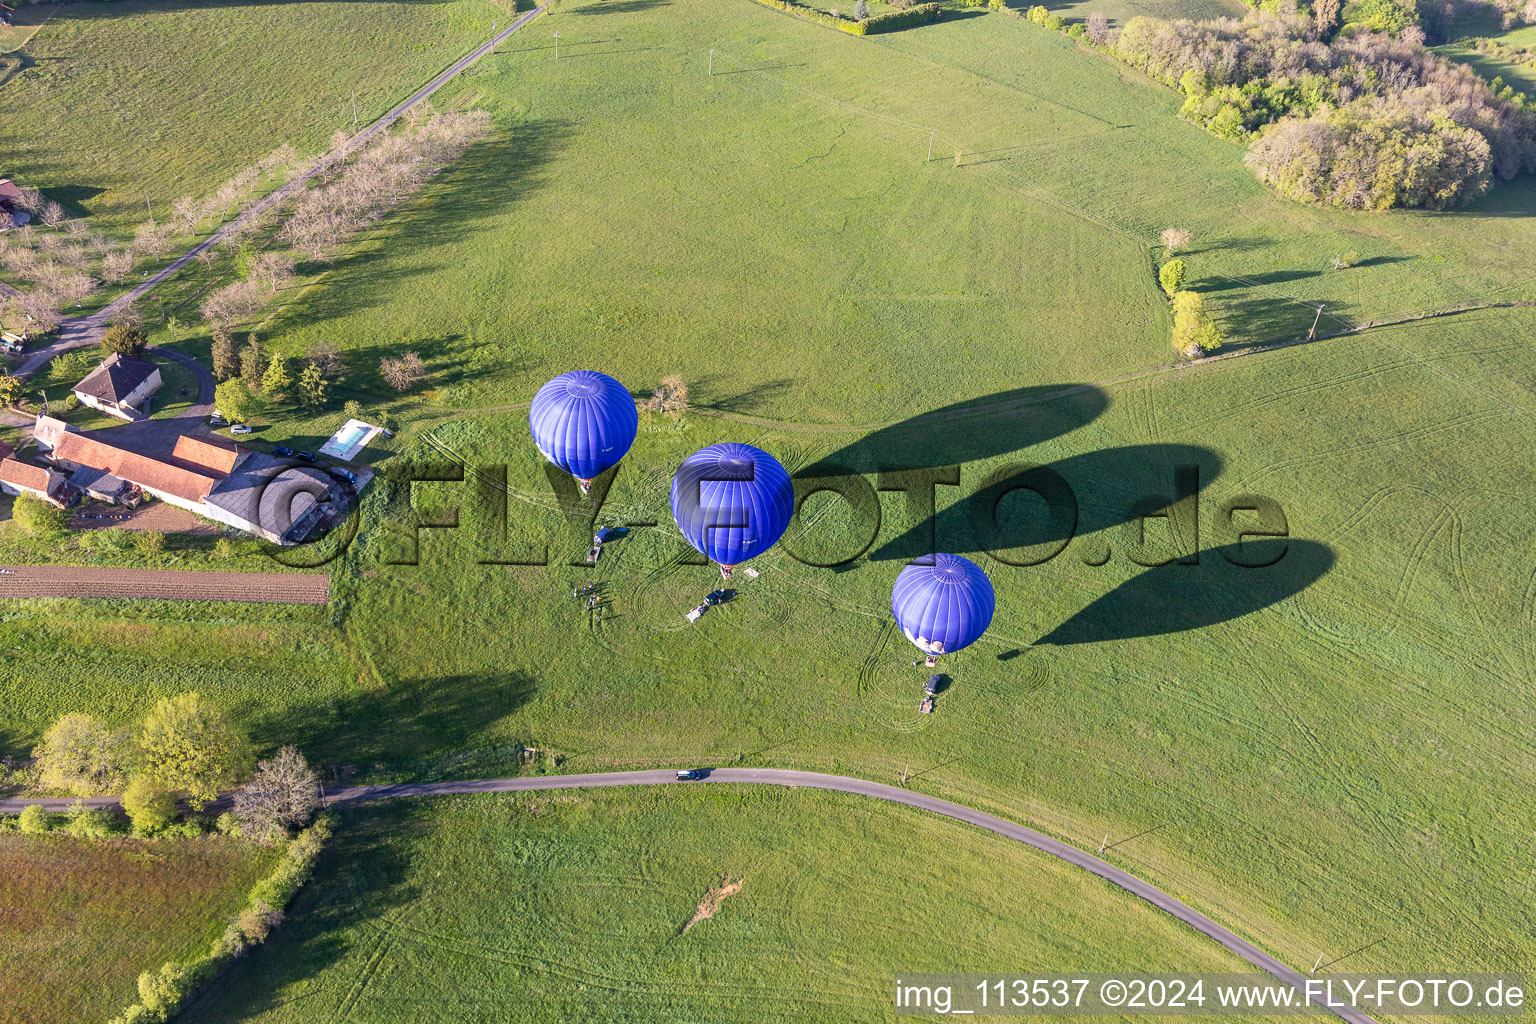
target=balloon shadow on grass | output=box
[803,384,1109,474]
[1036,540,1334,645]
[868,443,1223,562]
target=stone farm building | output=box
[72,353,162,421]
[0,456,76,507]
[32,416,335,544]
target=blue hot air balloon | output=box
[891,553,995,665]
[529,371,639,493]
[670,442,794,579]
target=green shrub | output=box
[1171,290,1223,355]
[13,493,69,537]
[17,804,50,834]
[81,527,133,553]
[1027,4,1048,22]
[1068,21,1085,36]
[213,537,238,559]
[65,799,117,838]
[1159,258,1186,296]
[862,1,941,31]
[100,323,148,357]
[215,810,244,836]
[132,530,166,557]
[123,776,177,835]
[1045,12,1064,29]
[137,960,198,1019]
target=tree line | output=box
[1111,10,1534,208]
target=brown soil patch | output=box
[682,874,743,934]
[0,565,328,604]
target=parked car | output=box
[274,445,295,457]
[925,674,941,696]
[295,451,316,462]
[229,424,252,435]
[327,466,358,484]
[208,415,228,428]
[676,769,705,781]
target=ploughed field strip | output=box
[0,565,328,604]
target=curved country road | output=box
[2,768,1375,1023]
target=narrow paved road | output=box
[14,4,546,377]
[1,768,1374,1023]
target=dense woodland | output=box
[1110,3,1535,207]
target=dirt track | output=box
[0,564,328,603]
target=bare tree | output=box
[132,221,173,259]
[644,375,690,414]
[13,187,42,214]
[231,746,320,842]
[248,251,296,290]
[112,302,146,330]
[101,250,133,284]
[11,290,62,332]
[64,218,88,240]
[172,195,201,235]
[379,351,427,391]
[39,201,65,228]
[304,340,348,379]
[1087,11,1110,44]
[1159,227,1192,254]
[201,279,267,326]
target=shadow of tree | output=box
[179,801,423,1023]
[250,670,536,771]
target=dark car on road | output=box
[274,445,295,457]
[676,769,705,781]
[925,675,941,696]
[295,450,316,461]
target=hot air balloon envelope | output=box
[670,442,793,567]
[891,553,995,655]
[529,371,638,482]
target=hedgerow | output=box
[745,0,940,35]
[103,814,336,1024]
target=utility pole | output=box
[1308,303,1324,341]
[352,89,358,127]
[927,130,934,162]
[1099,833,1108,854]
[553,31,559,59]
[1312,953,1324,975]
[708,48,714,75]
[144,194,154,228]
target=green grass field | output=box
[0,834,279,1024]
[0,0,505,232]
[181,789,1279,1023]
[2,0,1535,1017]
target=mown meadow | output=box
[0,0,507,233]
[182,788,1282,1023]
[1,0,1534,1017]
[0,834,278,1024]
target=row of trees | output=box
[280,110,492,263]
[1113,10,1535,207]
[1155,249,1224,357]
[0,144,303,338]
[24,694,320,842]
